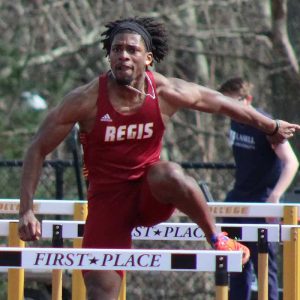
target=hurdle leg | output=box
[118,272,126,300]
[52,224,64,300]
[258,253,268,300]
[283,206,300,300]
[216,285,228,300]
[258,228,268,300]
[283,226,300,300]
[215,255,229,300]
[8,222,25,300]
[52,270,63,300]
[72,203,87,300]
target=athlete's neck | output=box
[109,70,155,99]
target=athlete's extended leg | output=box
[147,161,217,243]
[147,161,250,265]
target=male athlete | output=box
[18,17,300,299]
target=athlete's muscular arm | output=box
[154,72,300,143]
[19,78,99,241]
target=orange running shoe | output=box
[213,232,250,265]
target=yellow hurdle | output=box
[258,253,268,300]
[257,228,268,300]
[52,269,63,300]
[51,223,64,300]
[215,255,229,300]
[283,206,300,300]
[216,286,228,300]
[118,272,126,300]
[72,202,87,300]
[8,221,25,300]
[5,202,300,300]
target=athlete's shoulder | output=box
[54,77,100,122]
[151,71,168,85]
[65,77,100,102]
[151,71,176,97]
[152,71,192,90]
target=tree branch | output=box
[271,0,299,74]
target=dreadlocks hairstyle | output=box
[218,77,253,98]
[101,17,168,63]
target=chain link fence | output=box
[1,159,299,210]
[0,160,236,202]
[0,159,86,201]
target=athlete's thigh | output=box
[136,171,175,227]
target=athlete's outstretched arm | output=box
[155,73,300,143]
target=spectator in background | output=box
[219,77,299,300]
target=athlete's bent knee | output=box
[147,162,188,202]
[148,162,184,187]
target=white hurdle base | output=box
[0,247,242,272]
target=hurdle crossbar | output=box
[0,247,242,272]
[41,221,281,242]
[2,199,300,217]
[0,199,80,215]
[0,220,286,242]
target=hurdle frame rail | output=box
[34,220,300,300]
[0,219,283,300]
[1,219,298,300]
[42,221,280,300]
[1,199,300,300]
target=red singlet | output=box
[81,71,165,190]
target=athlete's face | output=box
[109,33,153,85]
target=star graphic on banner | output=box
[89,257,99,265]
[153,229,162,236]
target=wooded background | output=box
[0,0,299,299]
[1,0,300,162]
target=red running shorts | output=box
[82,175,175,278]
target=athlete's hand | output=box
[267,120,300,144]
[18,209,41,241]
